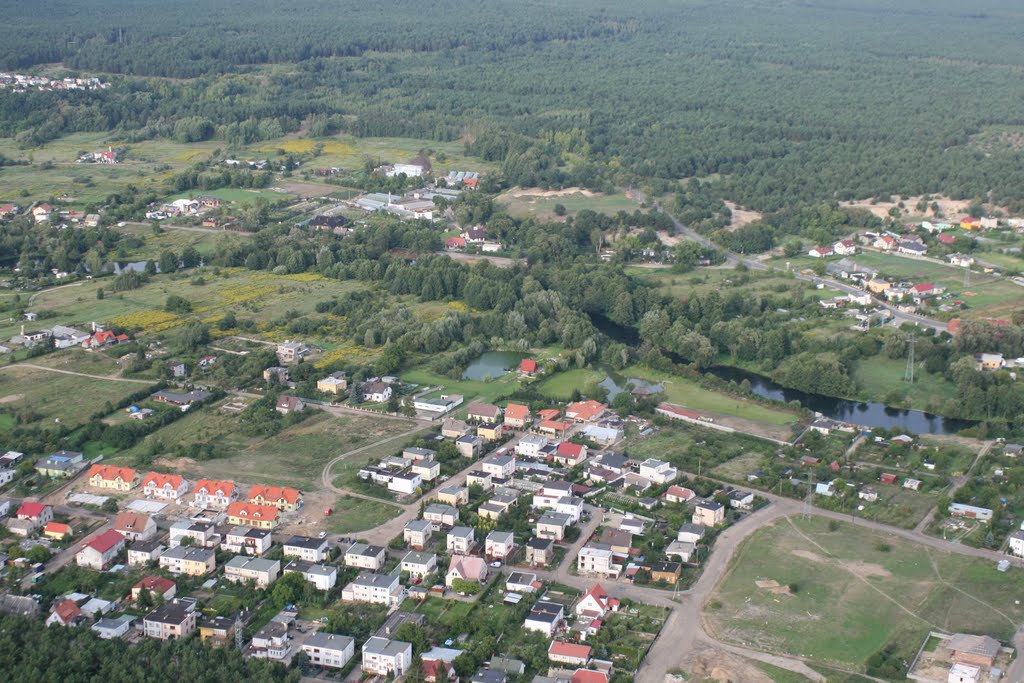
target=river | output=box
[707,366,974,435]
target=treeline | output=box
[3,0,1024,210]
[0,614,297,683]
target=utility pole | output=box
[803,471,814,520]
[904,335,916,383]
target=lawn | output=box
[496,187,640,220]
[536,368,606,400]
[327,495,402,535]
[402,365,523,406]
[706,516,1024,674]
[622,365,796,426]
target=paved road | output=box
[0,363,158,384]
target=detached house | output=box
[87,464,140,491]
[160,546,216,576]
[221,526,273,556]
[283,535,329,562]
[76,529,126,570]
[692,500,725,527]
[344,542,387,571]
[575,584,620,618]
[113,511,157,542]
[342,572,405,606]
[446,554,488,588]
[504,403,531,429]
[362,637,413,677]
[467,402,502,424]
[303,633,355,670]
[9,501,52,536]
[143,598,198,640]
[142,472,188,500]
[361,381,393,403]
[525,600,565,636]
[404,519,433,549]
[485,530,515,560]
[224,556,281,588]
[283,559,338,591]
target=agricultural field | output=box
[0,268,370,348]
[496,187,640,220]
[706,516,1024,674]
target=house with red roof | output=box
[114,511,157,542]
[0,204,18,217]
[227,502,280,529]
[938,234,956,245]
[8,501,53,536]
[422,658,455,683]
[808,246,834,258]
[503,403,531,429]
[132,575,177,602]
[664,485,696,504]
[142,472,189,500]
[76,529,127,569]
[537,419,572,438]
[43,521,72,540]
[193,479,237,509]
[880,473,898,485]
[248,485,303,512]
[87,464,140,491]
[548,641,592,667]
[32,204,52,222]
[553,442,587,467]
[575,584,621,619]
[571,670,610,683]
[833,239,857,255]
[444,237,466,251]
[565,400,606,423]
[46,598,83,627]
[81,329,129,349]
[519,358,538,376]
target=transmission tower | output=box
[235,613,244,652]
[803,470,814,519]
[903,335,916,383]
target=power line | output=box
[905,335,921,385]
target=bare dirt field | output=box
[723,201,763,232]
[504,186,599,199]
[273,181,336,197]
[838,195,1007,221]
[683,650,774,683]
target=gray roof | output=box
[487,530,515,544]
[162,546,214,561]
[346,542,385,558]
[405,519,433,532]
[283,535,327,550]
[425,503,458,516]
[449,526,474,539]
[401,551,436,565]
[363,636,412,657]
[303,632,354,652]
[284,559,336,577]
[351,572,398,588]
[225,556,279,573]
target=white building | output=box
[283,535,329,562]
[302,632,354,669]
[485,530,515,560]
[638,459,677,485]
[341,572,405,606]
[400,551,437,579]
[577,545,619,578]
[223,556,280,588]
[283,559,337,590]
[344,543,386,571]
[447,526,476,554]
[362,636,413,676]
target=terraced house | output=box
[87,464,140,491]
[248,485,303,511]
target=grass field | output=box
[165,187,286,205]
[402,365,523,406]
[707,516,1024,673]
[114,409,418,490]
[327,495,402,535]
[622,365,796,426]
[625,267,843,301]
[851,357,957,412]
[0,365,147,431]
[118,222,248,258]
[536,368,605,399]
[496,187,640,220]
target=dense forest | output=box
[2,0,1024,209]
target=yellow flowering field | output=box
[110,309,180,333]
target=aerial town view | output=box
[2,1,1024,682]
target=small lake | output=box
[599,373,663,400]
[707,366,975,435]
[462,351,527,381]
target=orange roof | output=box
[571,670,609,683]
[134,575,175,594]
[227,502,279,521]
[565,400,606,421]
[195,479,235,496]
[114,511,151,533]
[549,640,592,660]
[520,359,538,373]
[52,598,81,625]
[540,419,571,431]
[504,403,530,420]
[537,409,561,420]
[247,485,301,504]
[44,521,71,536]
[142,472,184,489]
[88,464,137,482]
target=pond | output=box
[461,351,527,381]
[599,372,663,400]
[707,366,975,435]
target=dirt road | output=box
[0,363,157,385]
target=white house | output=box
[223,556,280,588]
[577,545,619,578]
[341,572,405,606]
[424,503,459,529]
[283,559,338,590]
[344,543,386,571]
[302,632,355,669]
[283,535,329,562]
[485,530,515,560]
[362,637,413,677]
[638,459,677,485]
[524,600,565,636]
[482,455,515,478]
[400,551,437,579]
[1008,530,1024,558]
[388,471,422,495]
[447,526,476,554]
